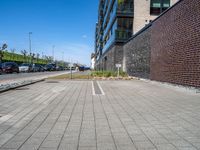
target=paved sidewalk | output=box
[0,80,200,150]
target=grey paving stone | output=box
[134,141,156,149]
[155,144,177,150]
[0,80,199,150]
[1,141,22,149]
[78,146,97,150]
[97,143,116,150]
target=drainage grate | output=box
[92,81,104,95]
[45,81,59,83]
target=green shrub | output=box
[92,70,128,77]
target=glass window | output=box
[150,0,161,15]
[150,0,170,15]
[117,0,133,13]
[162,0,170,11]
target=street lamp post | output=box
[29,32,32,63]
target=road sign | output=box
[69,64,73,67]
[116,64,122,77]
[116,64,122,68]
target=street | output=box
[0,71,69,82]
[0,80,199,150]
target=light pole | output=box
[29,32,32,63]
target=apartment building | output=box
[134,0,178,33]
[95,0,133,60]
[95,0,178,70]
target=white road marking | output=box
[97,81,105,95]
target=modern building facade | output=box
[134,0,178,33]
[95,0,133,62]
[94,0,178,70]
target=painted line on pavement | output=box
[92,81,105,95]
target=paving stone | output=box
[0,80,199,150]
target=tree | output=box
[21,50,27,62]
[11,48,15,53]
[1,44,8,50]
[36,53,40,63]
[0,43,8,63]
[10,48,16,60]
[44,55,53,63]
[31,53,35,64]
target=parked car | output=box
[19,63,32,72]
[56,66,64,71]
[32,64,41,72]
[0,63,2,74]
[59,66,64,71]
[2,62,19,73]
[44,64,55,71]
[38,65,45,72]
[79,66,84,72]
[49,63,56,71]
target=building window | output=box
[150,0,170,15]
[162,0,170,11]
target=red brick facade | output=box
[150,0,200,87]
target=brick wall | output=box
[96,0,200,87]
[123,27,151,78]
[150,0,200,87]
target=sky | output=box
[0,0,98,66]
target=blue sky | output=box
[0,0,98,65]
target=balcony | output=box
[117,4,133,16]
[115,30,132,42]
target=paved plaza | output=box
[0,80,200,150]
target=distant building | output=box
[94,0,178,70]
[91,53,96,70]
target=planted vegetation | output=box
[2,51,48,64]
[91,71,128,77]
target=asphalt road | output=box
[0,71,69,82]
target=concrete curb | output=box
[0,79,45,93]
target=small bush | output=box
[92,71,127,77]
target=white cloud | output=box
[82,35,87,39]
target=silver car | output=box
[19,63,32,72]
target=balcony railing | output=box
[115,30,132,41]
[117,4,133,15]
